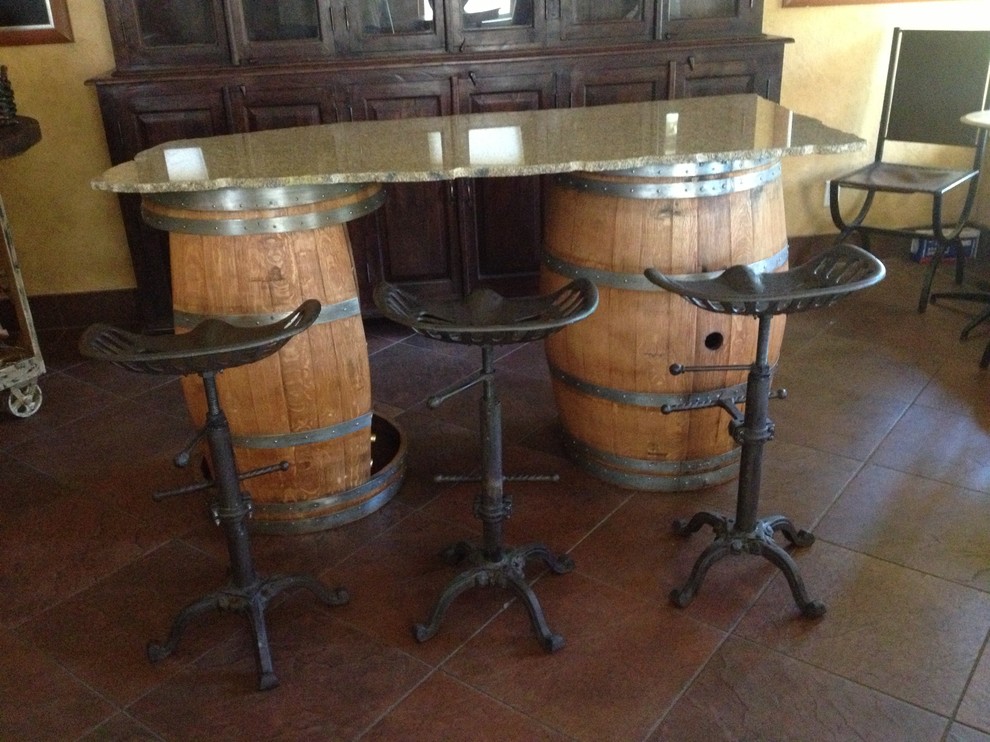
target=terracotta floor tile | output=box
[0,488,163,629]
[650,636,948,741]
[869,404,990,493]
[129,606,430,740]
[817,464,990,590]
[363,671,571,741]
[18,540,227,705]
[0,630,116,740]
[442,572,725,742]
[956,642,990,734]
[736,541,990,716]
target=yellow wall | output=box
[0,0,987,298]
[0,0,128,297]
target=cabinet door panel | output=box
[96,84,229,331]
[569,64,670,106]
[103,0,231,70]
[557,0,655,43]
[445,0,545,52]
[335,0,446,54]
[456,71,555,295]
[229,83,341,131]
[661,0,764,40]
[347,80,461,302]
[670,49,782,101]
[227,0,336,63]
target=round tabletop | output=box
[962,110,990,130]
[0,116,40,160]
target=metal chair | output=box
[375,279,598,652]
[645,244,885,617]
[828,28,990,313]
[78,299,349,690]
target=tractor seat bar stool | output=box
[78,299,349,691]
[375,279,599,652]
[645,244,885,617]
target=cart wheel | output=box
[4,382,42,418]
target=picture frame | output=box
[0,0,73,46]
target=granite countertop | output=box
[92,94,864,194]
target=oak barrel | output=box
[142,182,404,532]
[540,159,788,491]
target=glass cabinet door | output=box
[342,0,445,53]
[227,0,335,62]
[661,0,763,39]
[104,0,231,69]
[446,0,544,51]
[558,0,654,43]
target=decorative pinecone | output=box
[0,66,17,125]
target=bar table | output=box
[92,95,864,519]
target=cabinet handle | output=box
[688,55,696,71]
[343,5,350,31]
[468,71,478,86]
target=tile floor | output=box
[4,240,990,740]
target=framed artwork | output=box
[0,0,73,45]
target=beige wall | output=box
[0,0,987,298]
[765,1,990,235]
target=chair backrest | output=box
[878,28,990,158]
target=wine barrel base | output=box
[563,434,740,492]
[251,415,407,534]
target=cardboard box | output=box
[909,228,980,263]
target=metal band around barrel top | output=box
[143,188,385,234]
[550,364,748,409]
[173,297,361,329]
[555,160,781,199]
[563,435,740,491]
[542,245,788,292]
[232,411,373,449]
[146,183,374,211]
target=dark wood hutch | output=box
[90,0,789,331]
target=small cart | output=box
[0,115,44,418]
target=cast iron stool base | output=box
[413,344,573,653]
[147,572,349,691]
[147,371,350,690]
[414,539,574,653]
[668,512,825,618]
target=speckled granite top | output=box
[92,94,864,194]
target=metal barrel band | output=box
[554,160,781,200]
[542,245,789,292]
[232,412,373,449]
[173,297,361,330]
[144,183,376,211]
[142,189,385,235]
[550,364,748,409]
[563,435,741,492]
[249,414,407,535]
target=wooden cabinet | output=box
[347,77,461,304]
[93,80,229,329]
[455,68,557,294]
[92,0,789,329]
